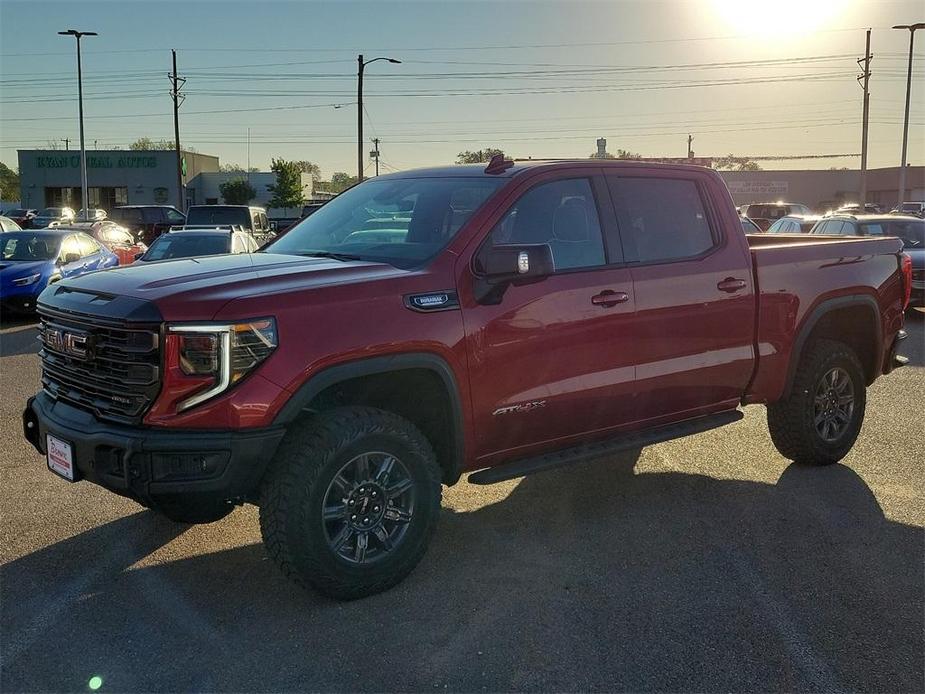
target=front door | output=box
[460,174,639,465]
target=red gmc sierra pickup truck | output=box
[23,159,913,599]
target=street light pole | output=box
[893,22,925,206]
[58,29,97,217]
[357,54,400,182]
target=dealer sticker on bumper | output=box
[46,434,75,481]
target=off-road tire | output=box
[767,338,866,465]
[259,407,442,600]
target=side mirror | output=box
[62,252,80,265]
[474,243,554,305]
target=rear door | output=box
[606,171,755,422]
[461,171,639,463]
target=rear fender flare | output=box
[783,294,881,398]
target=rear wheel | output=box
[259,407,441,600]
[767,339,866,465]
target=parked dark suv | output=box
[109,205,186,246]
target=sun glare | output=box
[710,0,851,36]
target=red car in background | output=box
[65,221,147,265]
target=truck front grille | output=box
[38,309,161,424]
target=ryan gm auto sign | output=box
[35,154,158,169]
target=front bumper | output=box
[23,392,285,507]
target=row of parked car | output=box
[737,201,924,309]
[0,203,302,316]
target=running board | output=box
[467,410,744,485]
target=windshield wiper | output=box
[296,251,364,262]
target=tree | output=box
[590,148,640,160]
[318,172,358,194]
[266,158,305,208]
[221,163,260,172]
[456,148,505,164]
[219,178,257,205]
[129,137,195,152]
[294,160,321,181]
[713,154,762,171]
[0,162,20,201]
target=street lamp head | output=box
[388,58,402,64]
[892,23,925,31]
[58,29,98,37]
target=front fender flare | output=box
[273,352,465,484]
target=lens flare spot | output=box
[88,676,103,690]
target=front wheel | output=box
[767,339,867,465]
[259,407,442,600]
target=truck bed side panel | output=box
[745,236,905,404]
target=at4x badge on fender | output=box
[492,400,547,416]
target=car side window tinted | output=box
[607,177,715,263]
[166,208,185,223]
[77,234,101,256]
[488,178,606,271]
[59,236,81,260]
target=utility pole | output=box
[169,49,186,210]
[357,54,364,182]
[687,134,694,159]
[58,29,96,217]
[247,127,251,180]
[357,54,400,182]
[893,23,925,206]
[858,29,872,203]
[62,138,70,150]
[370,138,381,176]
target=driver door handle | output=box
[591,290,629,307]
[717,277,747,293]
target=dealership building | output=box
[16,149,318,212]
[16,149,220,210]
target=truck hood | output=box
[45,252,407,319]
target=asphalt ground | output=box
[1,311,923,693]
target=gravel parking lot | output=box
[2,312,923,693]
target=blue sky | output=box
[1,0,923,177]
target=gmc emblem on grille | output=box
[45,327,93,360]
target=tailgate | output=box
[745,235,905,403]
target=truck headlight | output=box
[12,273,42,286]
[168,318,277,411]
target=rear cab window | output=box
[607,177,716,263]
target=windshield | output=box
[266,177,504,268]
[0,233,60,261]
[40,208,62,217]
[142,233,229,261]
[860,220,925,247]
[6,209,28,216]
[186,207,250,226]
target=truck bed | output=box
[744,233,905,404]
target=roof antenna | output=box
[484,153,514,175]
